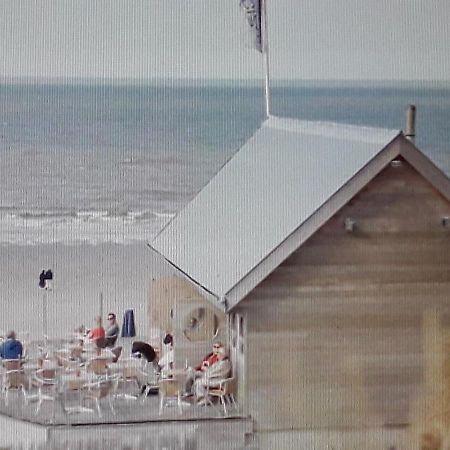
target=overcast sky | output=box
[1,0,449,81]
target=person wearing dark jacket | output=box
[0,331,23,359]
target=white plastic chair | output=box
[85,357,109,376]
[34,368,59,415]
[54,350,80,370]
[205,377,237,415]
[2,359,22,371]
[115,358,142,400]
[60,368,96,415]
[140,363,160,402]
[1,368,27,406]
[81,374,120,418]
[158,378,183,415]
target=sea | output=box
[1,79,449,246]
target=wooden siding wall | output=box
[149,277,226,367]
[237,160,450,432]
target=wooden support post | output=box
[405,104,416,141]
[42,290,47,341]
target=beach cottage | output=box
[150,114,450,449]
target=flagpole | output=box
[99,291,103,321]
[261,0,270,118]
[43,289,47,342]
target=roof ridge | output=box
[266,115,400,144]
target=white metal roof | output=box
[151,115,403,307]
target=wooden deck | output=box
[0,385,244,425]
[0,391,253,449]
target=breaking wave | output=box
[0,209,175,245]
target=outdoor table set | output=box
[1,335,238,422]
[0,337,153,419]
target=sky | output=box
[0,0,449,81]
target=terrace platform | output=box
[0,390,254,449]
[0,381,245,425]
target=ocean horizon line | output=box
[1,76,449,89]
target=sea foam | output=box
[0,209,174,245]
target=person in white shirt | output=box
[158,333,174,378]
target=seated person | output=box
[195,342,221,371]
[186,342,231,399]
[87,316,105,341]
[105,312,120,347]
[158,333,174,377]
[0,330,23,360]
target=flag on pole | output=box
[240,0,262,52]
[39,269,53,289]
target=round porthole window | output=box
[183,307,219,342]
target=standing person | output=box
[87,316,105,341]
[105,313,120,347]
[0,331,23,360]
[158,333,174,377]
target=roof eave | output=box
[399,138,450,202]
[150,131,450,314]
[146,243,226,312]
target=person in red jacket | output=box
[186,342,230,395]
[87,316,105,341]
[193,345,231,401]
[195,343,221,371]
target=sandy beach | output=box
[0,243,171,341]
